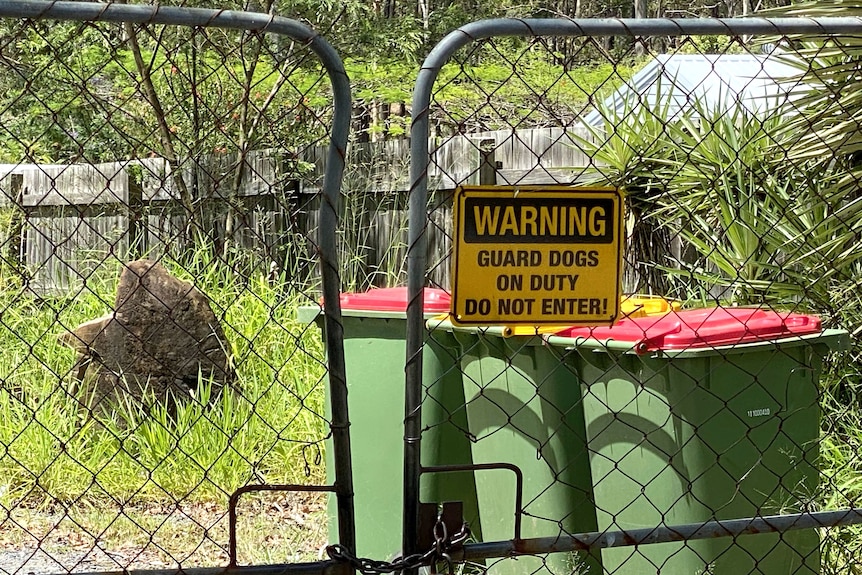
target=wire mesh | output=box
[5,4,862,575]
[407,17,862,575]
[0,3,353,574]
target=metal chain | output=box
[326,516,470,575]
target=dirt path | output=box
[0,494,328,574]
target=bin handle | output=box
[635,321,683,354]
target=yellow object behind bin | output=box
[432,295,680,337]
[434,295,679,337]
[620,294,681,318]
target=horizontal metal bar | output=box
[452,508,862,561]
[230,484,338,499]
[0,0,309,37]
[70,508,861,573]
[62,562,349,575]
[446,16,862,44]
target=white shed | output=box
[582,53,804,126]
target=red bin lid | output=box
[553,307,822,352]
[339,287,451,313]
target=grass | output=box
[0,250,329,516]
[2,244,862,571]
[817,407,862,574]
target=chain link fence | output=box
[403,16,862,575]
[5,4,862,575]
[0,2,355,574]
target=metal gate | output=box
[0,2,352,574]
[405,17,862,575]
[7,5,862,575]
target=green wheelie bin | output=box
[546,307,848,575]
[299,287,480,561]
[427,296,678,575]
[430,318,602,575]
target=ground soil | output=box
[0,493,328,574]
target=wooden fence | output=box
[0,127,601,295]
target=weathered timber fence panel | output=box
[1,127,601,295]
[1,163,131,294]
[432,126,596,187]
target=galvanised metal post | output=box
[0,1,355,568]
[406,15,862,572]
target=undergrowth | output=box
[0,246,860,572]
[0,250,327,509]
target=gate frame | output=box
[405,15,862,572]
[0,2,354,574]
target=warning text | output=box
[464,197,615,243]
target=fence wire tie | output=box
[326,516,470,575]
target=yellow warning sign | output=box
[451,185,624,326]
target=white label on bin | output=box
[747,408,771,418]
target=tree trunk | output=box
[116,1,196,244]
[634,0,648,55]
[417,0,430,30]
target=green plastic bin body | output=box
[436,321,602,575]
[300,288,480,561]
[547,308,848,575]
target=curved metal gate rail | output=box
[406,16,862,574]
[0,2,353,574]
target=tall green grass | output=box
[0,249,328,509]
[818,405,862,574]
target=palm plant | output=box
[576,60,862,311]
[752,1,862,311]
[654,97,824,306]
[573,82,680,296]
[760,1,862,196]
